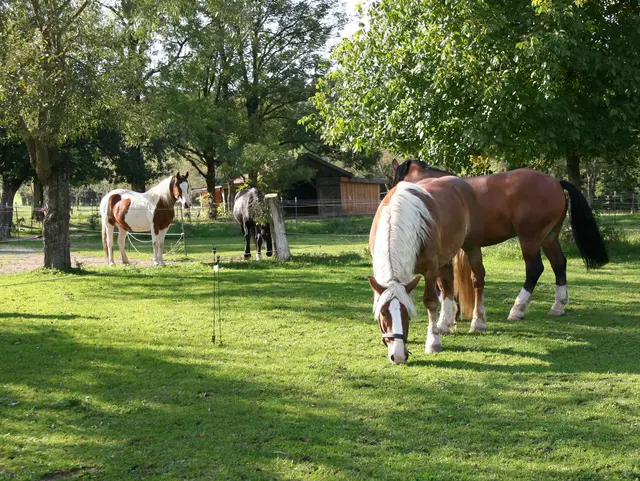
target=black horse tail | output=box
[559,180,609,269]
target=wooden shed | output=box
[284,153,387,217]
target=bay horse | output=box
[233,187,273,260]
[393,159,609,321]
[100,172,191,266]
[369,178,486,364]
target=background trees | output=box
[310,0,640,189]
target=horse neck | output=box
[146,177,176,206]
[373,183,432,285]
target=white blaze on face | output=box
[387,299,406,364]
[179,181,192,208]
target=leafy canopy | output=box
[309,0,640,171]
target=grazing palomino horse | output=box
[100,173,191,266]
[369,178,486,364]
[233,187,273,260]
[393,159,609,321]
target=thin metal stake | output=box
[212,247,222,344]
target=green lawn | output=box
[1,217,639,480]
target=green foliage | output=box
[309,1,640,171]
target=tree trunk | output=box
[566,152,582,192]
[33,179,44,221]
[205,157,217,220]
[27,139,72,271]
[0,177,23,238]
[265,194,291,261]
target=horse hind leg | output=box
[542,237,568,316]
[103,221,117,266]
[117,227,130,265]
[436,263,457,335]
[508,244,544,321]
[464,246,487,333]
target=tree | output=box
[309,0,640,189]
[0,133,34,236]
[157,0,345,216]
[0,0,122,269]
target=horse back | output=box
[466,168,566,245]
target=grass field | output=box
[1,216,640,480]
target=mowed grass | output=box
[1,218,640,480]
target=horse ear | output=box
[368,276,386,296]
[405,276,421,294]
[175,172,180,179]
[184,172,189,179]
[392,159,399,172]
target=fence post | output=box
[265,194,291,261]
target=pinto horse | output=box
[369,178,486,364]
[100,172,191,266]
[393,160,609,321]
[233,187,273,260]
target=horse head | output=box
[392,159,453,186]
[368,275,421,364]
[173,172,192,208]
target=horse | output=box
[100,172,191,266]
[393,159,609,321]
[368,177,486,364]
[233,187,273,260]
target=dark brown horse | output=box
[368,177,485,364]
[393,160,609,321]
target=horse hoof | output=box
[469,321,487,333]
[548,303,565,316]
[425,343,443,353]
[507,309,525,321]
[243,254,251,260]
[437,324,451,335]
[108,262,116,267]
[266,251,273,257]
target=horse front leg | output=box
[254,228,263,261]
[156,228,168,266]
[508,243,544,321]
[436,263,457,335]
[423,273,442,353]
[465,246,487,333]
[243,223,252,260]
[117,227,130,265]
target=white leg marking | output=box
[388,299,406,364]
[425,307,442,353]
[508,288,531,321]
[470,291,487,332]
[548,285,569,316]
[437,297,457,335]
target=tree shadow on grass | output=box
[3,323,638,481]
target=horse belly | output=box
[121,207,152,232]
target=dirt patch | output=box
[0,243,154,274]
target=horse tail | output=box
[453,249,475,319]
[559,180,609,269]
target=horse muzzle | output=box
[387,340,408,364]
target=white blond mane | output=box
[372,182,433,316]
[145,176,175,204]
